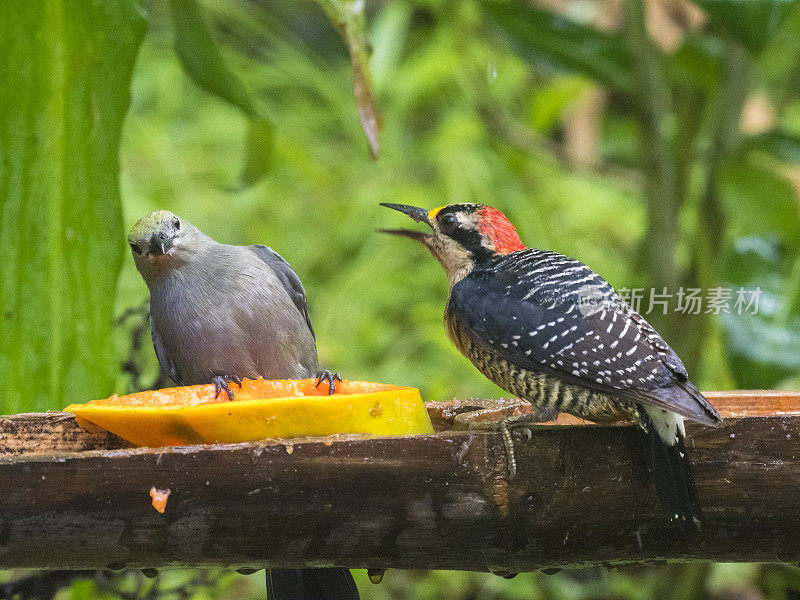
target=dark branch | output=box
[0,392,798,572]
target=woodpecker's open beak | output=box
[379,203,434,243]
[380,203,432,224]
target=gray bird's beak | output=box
[149,233,174,256]
[379,203,434,243]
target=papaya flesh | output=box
[64,378,433,447]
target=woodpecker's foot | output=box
[315,370,342,395]
[501,409,560,478]
[456,411,553,479]
[212,374,242,402]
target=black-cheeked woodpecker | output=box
[380,202,721,532]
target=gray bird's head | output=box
[127,210,207,280]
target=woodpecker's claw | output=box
[315,370,342,395]
[500,421,518,480]
[212,375,242,402]
[454,414,535,479]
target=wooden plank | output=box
[0,390,789,457]
[0,412,130,455]
[426,390,800,429]
[0,391,797,571]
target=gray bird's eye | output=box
[129,242,142,255]
[173,218,180,230]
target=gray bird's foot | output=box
[315,370,342,395]
[212,375,242,402]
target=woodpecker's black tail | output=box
[267,567,359,600]
[638,415,703,534]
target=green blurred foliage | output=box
[112,0,800,597]
[0,0,146,412]
[5,0,800,598]
[108,0,800,596]
[118,0,649,404]
[11,562,795,600]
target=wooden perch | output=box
[0,391,798,572]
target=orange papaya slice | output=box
[64,378,433,447]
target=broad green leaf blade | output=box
[240,119,274,186]
[695,0,799,54]
[719,159,800,244]
[481,0,632,92]
[722,237,800,388]
[0,0,146,412]
[169,0,264,121]
[319,0,383,159]
[369,2,413,93]
[666,32,724,91]
[745,129,800,164]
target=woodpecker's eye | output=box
[439,213,458,232]
[129,242,142,255]
[173,218,180,230]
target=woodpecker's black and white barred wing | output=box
[447,249,720,426]
[249,244,315,340]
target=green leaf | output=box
[240,119,274,186]
[481,0,631,92]
[0,1,147,412]
[528,76,591,133]
[318,0,383,159]
[695,0,799,54]
[69,578,99,600]
[666,32,724,91]
[722,237,800,388]
[744,129,800,164]
[369,1,413,93]
[719,159,800,244]
[169,0,265,121]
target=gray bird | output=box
[128,210,357,600]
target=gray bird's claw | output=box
[212,375,242,402]
[315,370,342,395]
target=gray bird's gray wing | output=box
[248,244,315,340]
[448,250,720,426]
[150,315,183,385]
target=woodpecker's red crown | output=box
[429,203,525,256]
[474,206,525,254]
